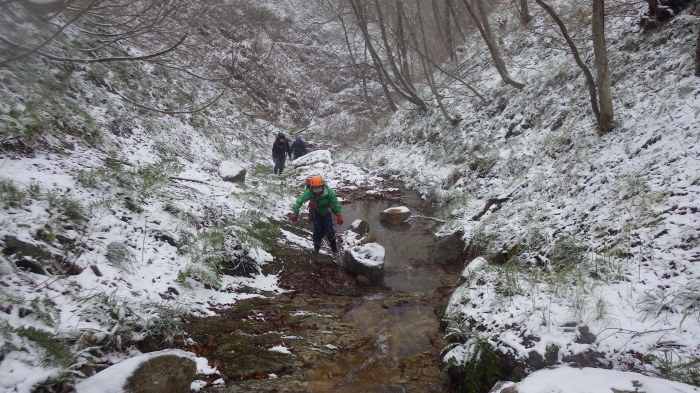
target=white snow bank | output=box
[218,161,245,179]
[0,352,58,393]
[491,366,700,393]
[291,150,332,167]
[349,243,385,267]
[75,350,195,393]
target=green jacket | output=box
[292,185,341,216]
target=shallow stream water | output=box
[197,191,458,393]
[302,196,457,392]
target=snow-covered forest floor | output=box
[1,0,699,392]
[349,1,700,390]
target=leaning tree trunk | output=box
[462,0,525,89]
[592,0,614,133]
[534,0,600,123]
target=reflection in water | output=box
[342,200,446,294]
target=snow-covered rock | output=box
[490,366,700,393]
[379,206,411,225]
[75,350,196,393]
[290,150,332,168]
[349,219,369,235]
[218,161,246,183]
[343,242,385,284]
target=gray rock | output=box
[2,235,81,275]
[575,325,597,344]
[349,219,370,236]
[219,161,246,183]
[343,243,385,284]
[563,350,611,368]
[431,230,466,266]
[545,344,559,365]
[379,206,411,225]
[76,349,196,393]
[527,350,545,370]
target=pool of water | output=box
[341,199,449,295]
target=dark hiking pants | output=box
[312,213,337,252]
[274,156,286,174]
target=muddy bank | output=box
[186,190,460,392]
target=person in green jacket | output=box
[290,175,343,254]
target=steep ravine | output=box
[185,188,461,392]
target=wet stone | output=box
[379,206,411,225]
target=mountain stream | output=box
[187,190,459,392]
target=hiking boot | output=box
[329,238,339,254]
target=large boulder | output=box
[379,206,411,225]
[75,349,197,393]
[290,150,332,168]
[343,243,385,284]
[431,230,466,266]
[218,161,246,183]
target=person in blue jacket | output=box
[290,136,308,160]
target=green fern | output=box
[17,327,73,368]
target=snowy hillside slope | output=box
[355,0,700,387]
[0,1,382,391]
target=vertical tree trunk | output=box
[416,1,457,123]
[462,0,525,89]
[592,0,614,133]
[349,0,398,111]
[373,0,427,111]
[443,0,457,60]
[446,0,468,42]
[519,0,532,25]
[395,0,414,87]
[334,3,377,119]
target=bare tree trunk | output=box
[417,3,457,123]
[349,0,398,111]
[443,0,457,60]
[374,0,426,109]
[446,0,468,42]
[332,1,377,119]
[461,0,525,89]
[395,0,414,87]
[592,0,614,133]
[534,0,600,123]
[519,0,532,25]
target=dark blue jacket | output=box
[290,139,307,157]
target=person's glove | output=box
[336,215,343,225]
[290,214,298,221]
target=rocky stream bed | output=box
[185,191,461,393]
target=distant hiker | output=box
[271,132,291,174]
[290,175,343,255]
[290,136,307,160]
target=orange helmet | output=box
[308,176,323,187]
